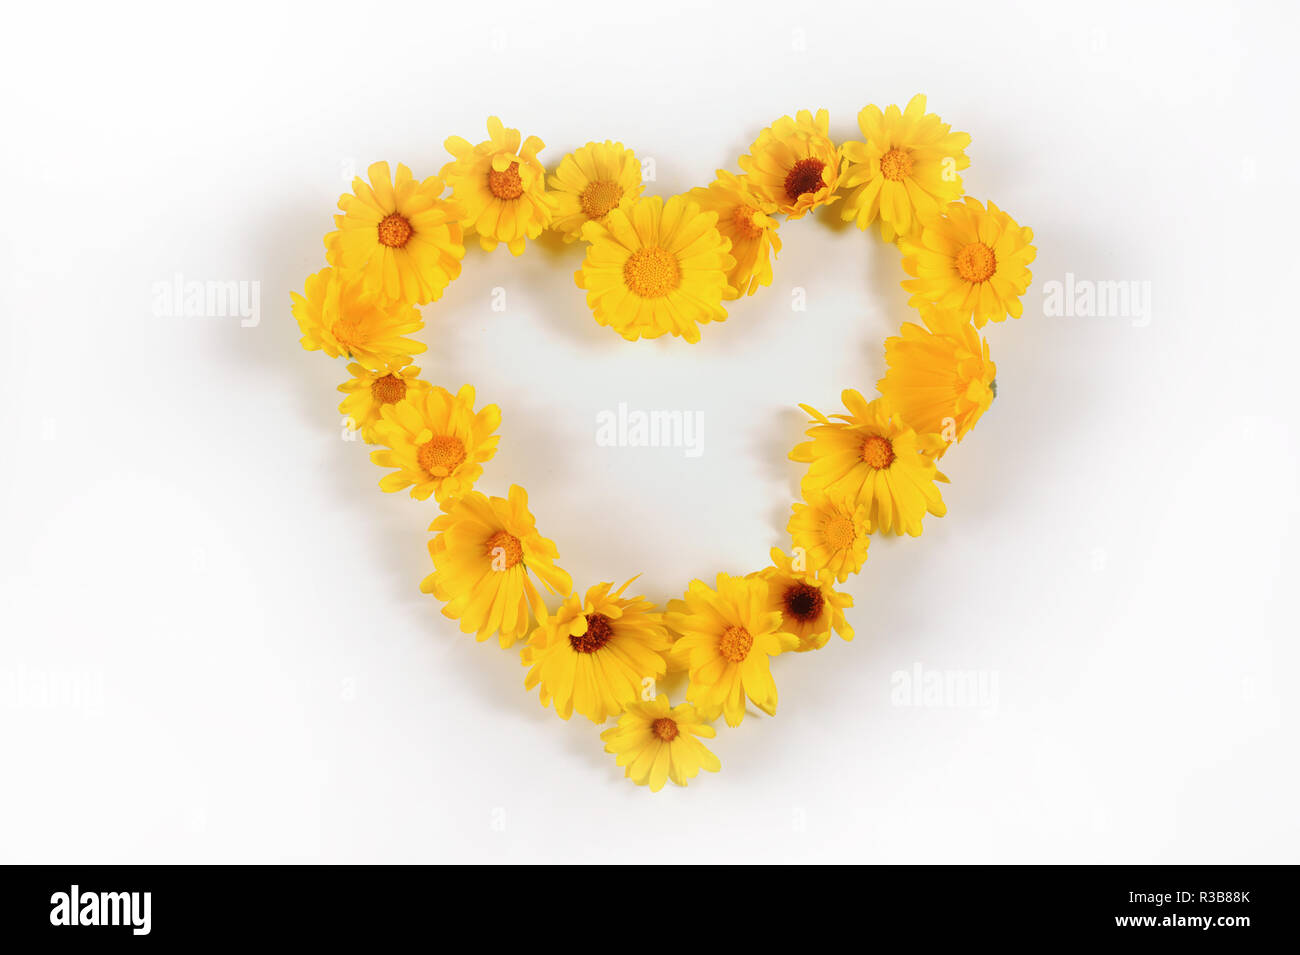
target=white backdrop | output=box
[2,0,1296,863]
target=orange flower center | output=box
[861,434,895,469]
[731,204,764,240]
[377,213,413,248]
[570,612,614,653]
[623,246,680,298]
[784,157,826,201]
[783,583,824,623]
[488,162,524,200]
[824,515,857,551]
[879,147,914,181]
[652,717,679,742]
[955,242,997,283]
[580,180,623,219]
[417,435,466,475]
[484,530,523,569]
[330,318,364,349]
[370,373,407,405]
[719,625,753,663]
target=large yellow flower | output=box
[369,385,501,503]
[600,695,720,792]
[900,197,1036,327]
[421,486,572,648]
[291,266,425,368]
[839,94,971,242]
[791,390,946,537]
[687,170,781,297]
[337,360,431,444]
[547,140,643,243]
[521,579,671,723]
[441,117,553,255]
[666,573,798,727]
[331,161,465,306]
[574,194,734,343]
[877,305,996,457]
[738,108,842,219]
[756,548,853,653]
[787,490,871,584]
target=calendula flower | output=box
[331,161,466,306]
[521,579,671,723]
[421,486,572,648]
[787,490,872,583]
[600,695,720,792]
[337,361,431,444]
[291,267,425,367]
[900,197,1036,327]
[666,573,798,727]
[547,140,643,242]
[574,194,734,343]
[441,117,553,255]
[839,94,971,242]
[756,548,853,653]
[877,305,996,456]
[738,108,842,219]
[791,390,946,537]
[369,385,501,503]
[687,170,781,297]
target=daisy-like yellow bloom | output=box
[421,485,572,648]
[574,194,734,343]
[787,490,872,584]
[666,573,798,727]
[791,390,946,537]
[900,197,1036,327]
[331,161,466,306]
[600,695,720,792]
[839,94,971,242]
[687,170,781,297]
[521,579,671,723]
[291,267,425,368]
[369,385,501,503]
[547,140,643,243]
[878,305,996,456]
[337,361,431,444]
[441,117,553,255]
[738,108,842,220]
[756,548,853,653]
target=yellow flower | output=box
[687,170,781,297]
[787,490,872,583]
[574,194,734,343]
[791,390,946,537]
[877,305,996,456]
[756,548,853,653]
[521,579,671,723]
[600,694,720,792]
[666,573,798,727]
[337,361,431,444]
[738,108,842,219]
[441,117,553,255]
[291,267,425,367]
[900,197,1036,327]
[369,385,501,503]
[331,161,466,306]
[421,486,572,648]
[839,94,971,242]
[547,140,643,242]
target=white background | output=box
[2,0,1296,863]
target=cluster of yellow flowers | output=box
[291,97,1037,792]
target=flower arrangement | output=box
[291,98,1037,791]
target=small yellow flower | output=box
[687,170,781,297]
[420,485,572,648]
[738,108,842,219]
[600,695,720,792]
[369,384,501,504]
[337,361,431,444]
[291,267,425,368]
[839,94,971,241]
[787,490,872,584]
[441,117,553,255]
[547,140,643,242]
[756,548,853,653]
[900,197,1036,327]
[521,579,671,723]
